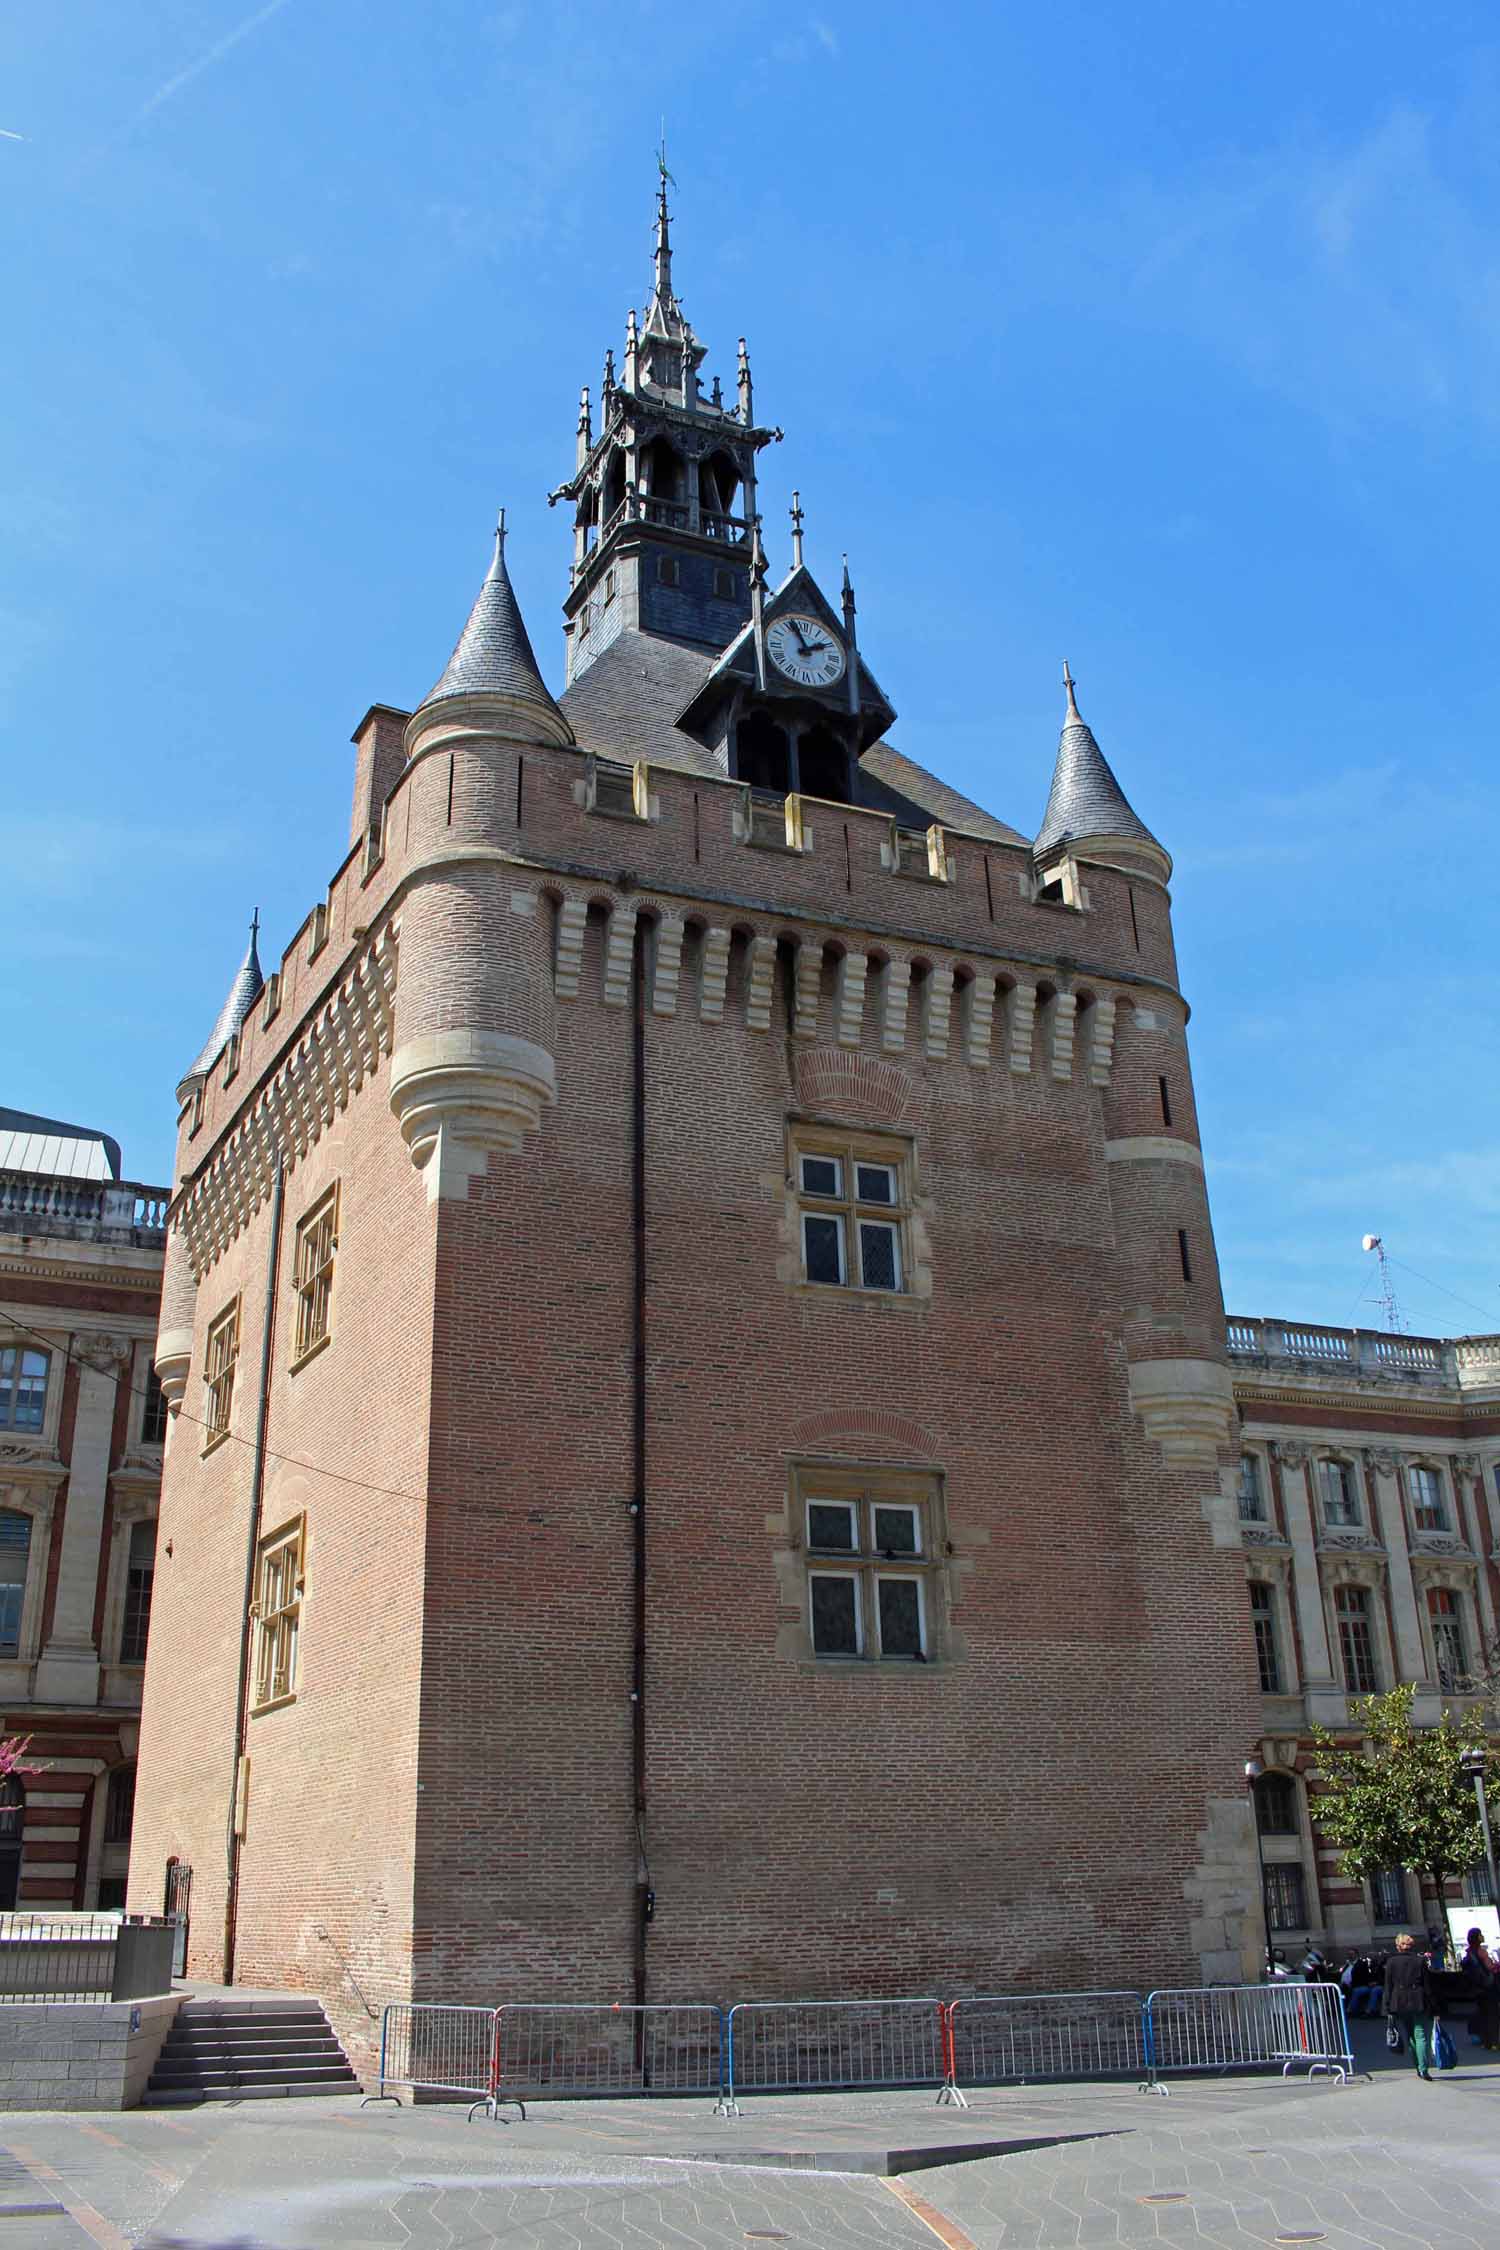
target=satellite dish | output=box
[1361,1234,1380,1253]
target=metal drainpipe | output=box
[223,1157,286,1984]
[631,924,651,2006]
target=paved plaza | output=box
[2,2022,1498,2250]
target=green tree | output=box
[1310,1686,1487,1952]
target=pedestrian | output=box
[1384,1931,1437,2078]
[1461,1927,1499,2050]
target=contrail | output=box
[129,0,293,130]
[0,128,25,142]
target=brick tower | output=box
[132,186,1264,2074]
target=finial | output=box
[841,553,853,603]
[790,490,805,570]
[1063,659,1081,721]
[710,373,722,408]
[750,515,767,584]
[653,128,675,300]
[603,347,615,391]
[250,907,260,946]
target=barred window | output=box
[1249,1582,1282,1694]
[119,1520,156,1665]
[1372,1868,1408,1924]
[1427,1587,1468,1692]
[253,1518,304,1710]
[1465,1864,1496,1908]
[1239,1454,1266,1523]
[292,1186,338,1365]
[1319,1459,1360,1528]
[1263,1862,1308,1933]
[104,1763,136,1848]
[0,1511,32,1659]
[1336,1584,1379,1694]
[1408,1464,1448,1534]
[794,1131,909,1295]
[801,1473,939,1663]
[203,1300,240,1452]
[0,1347,48,1433]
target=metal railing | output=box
[490,2003,722,2111]
[1143,1982,1354,2092]
[363,2003,500,2108]
[718,1998,946,2116]
[0,1915,172,2003]
[944,1991,1146,2102]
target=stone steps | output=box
[143,1996,359,2105]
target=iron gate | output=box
[163,1856,192,1978]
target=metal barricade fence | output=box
[363,2003,501,2106]
[718,1998,946,2116]
[1143,1982,1355,2092]
[485,2004,724,2116]
[944,1991,1147,2104]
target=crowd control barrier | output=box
[362,2004,506,2111]
[1142,1982,1355,2093]
[717,1998,946,2116]
[484,2003,723,2114]
[943,1990,1147,2104]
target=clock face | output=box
[766,612,847,689]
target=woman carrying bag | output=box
[1383,1932,1438,2078]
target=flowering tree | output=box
[1311,1686,1486,1951]
[0,1737,34,1782]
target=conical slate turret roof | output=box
[1034,667,1163,860]
[418,512,568,731]
[186,914,264,1079]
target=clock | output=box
[766,612,847,689]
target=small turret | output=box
[1034,664,1169,883]
[409,512,573,756]
[180,912,265,1090]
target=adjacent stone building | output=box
[1231,1318,1500,1951]
[0,1109,168,1909]
[131,187,1266,2067]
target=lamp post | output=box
[1244,1757,1275,1979]
[1460,1746,1500,1924]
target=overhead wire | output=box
[0,1304,427,1505]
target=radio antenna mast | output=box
[1361,1234,1406,1335]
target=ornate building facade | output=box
[1231,1319,1500,1951]
[0,1109,167,1910]
[131,188,1266,2070]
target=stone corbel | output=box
[1363,1446,1398,1476]
[154,1331,193,1416]
[1127,1358,1235,1469]
[73,1333,132,1379]
[1272,1440,1309,1469]
[389,1029,557,1203]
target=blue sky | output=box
[4,1,1498,1337]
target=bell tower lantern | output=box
[552,176,782,684]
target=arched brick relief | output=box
[793,1047,918,1128]
[785,1405,942,1458]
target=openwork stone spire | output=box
[185,912,265,1080]
[1034,663,1166,871]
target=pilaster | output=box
[33,1334,130,1707]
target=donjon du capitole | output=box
[131,181,1270,2076]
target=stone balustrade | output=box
[1227,1314,1500,1390]
[0,1170,169,1246]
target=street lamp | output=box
[1460,1746,1500,1924]
[1245,1758,1276,1979]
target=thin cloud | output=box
[128,0,294,133]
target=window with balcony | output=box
[0,1511,31,1659]
[0,1347,48,1433]
[1254,1771,1299,1835]
[1249,1582,1282,1693]
[1427,1587,1469,1692]
[1239,1454,1266,1523]
[119,1520,156,1665]
[794,1133,908,1295]
[800,1472,941,1664]
[1335,1584,1379,1694]
[1319,1458,1361,1528]
[1264,1862,1308,1932]
[1408,1464,1449,1534]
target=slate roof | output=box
[419,519,569,732]
[858,742,1027,846]
[0,1107,121,1181]
[1034,680,1162,858]
[187,920,265,1081]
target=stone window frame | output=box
[1405,1459,1450,1536]
[100,1494,158,1670]
[0,1482,59,1670]
[1315,1452,1362,1531]
[788,1124,913,1300]
[1253,1763,1318,1934]
[1419,1574,1475,1693]
[290,1183,339,1372]
[202,1297,241,1456]
[783,1462,949,1670]
[1247,1576,1283,1693]
[1369,1867,1410,1926]
[0,1328,66,1451]
[0,1342,52,1438]
[251,1513,305,1714]
[1239,1449,1268,1524]
[1247,1561,1299,1695]
[1330,1577,1383,1695]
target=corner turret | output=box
[407,513,573,760]
[178,912,265,1096]
[1034,666,1170,886]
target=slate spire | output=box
[1034,664,1166,869]
[185,911,265,1081]
[416,512,570,741]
